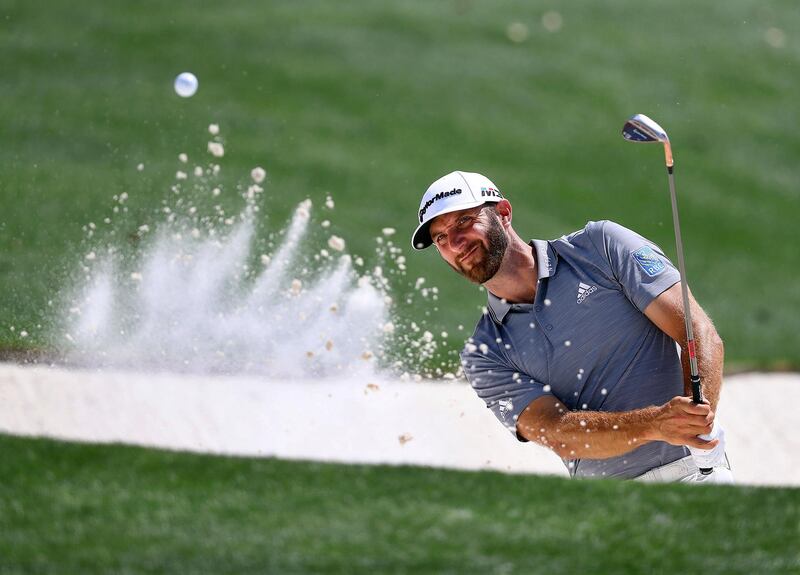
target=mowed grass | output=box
[0,434,797,574]
[1,0,799,369]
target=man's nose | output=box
[449,228,467,251]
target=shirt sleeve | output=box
[592,220,681,312]
[460,342,553,442]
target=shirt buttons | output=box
[546,325,553,331]
[535,305,543,312]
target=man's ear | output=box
[494,199,512,226]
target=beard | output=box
[449,211,508,284]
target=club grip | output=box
[690,374,713,475]
[691,374,703,404]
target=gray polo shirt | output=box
[460,220,688,479]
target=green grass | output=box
[1,0,799,369]
[1,434,798,574]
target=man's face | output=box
[429,205,508,284]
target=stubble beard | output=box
[450,212,508,284]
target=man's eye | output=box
[458,216,472,226]
[435,234,446,244]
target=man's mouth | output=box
[458,244,479,265]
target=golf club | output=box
[622,113,713,474]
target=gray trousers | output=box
[635,455,734,484]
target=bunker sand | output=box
[0,365,796,486]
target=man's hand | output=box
[645,396,718,449]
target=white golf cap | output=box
[412,170,503,250]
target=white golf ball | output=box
[174,72,198,98]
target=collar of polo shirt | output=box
[486,240,558,324]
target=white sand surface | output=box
[0,364,797,486]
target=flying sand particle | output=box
[207,142,224,158]
[251,167,266,183]
[542,10,563,33]
[506,22,529,43]
[327,235,345,252]
[296,200,311,220]
[765,27,786,49]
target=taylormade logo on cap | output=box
[418,188,462,222]
[411,170,503,250]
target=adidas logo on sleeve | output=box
[577,282,597,304]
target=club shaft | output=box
[670,164,711,474]
[667,166,702,404]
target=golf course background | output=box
[2,2,800,573]
[1,0,798,370]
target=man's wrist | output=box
[637,405,662,442]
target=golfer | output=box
[412,171,732,482]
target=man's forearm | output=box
[643,284,725,411]
[681,300,725,410]
[517,401,661,460]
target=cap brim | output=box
[410,199,489,250]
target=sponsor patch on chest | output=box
[632,245,666,277]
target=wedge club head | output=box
[622,113,673,168]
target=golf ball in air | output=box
[174,72,198,97]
